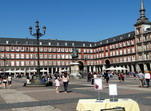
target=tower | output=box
[134,0,151,72]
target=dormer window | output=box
[72,43,74,46]
[26,41,29,44]
[48,42,51,45]
[83,44,85,47]
[39,42,42,45]
[65,43,68,46]
[16,41,19,44]
[6,41,9,44]
[57,42,59,46]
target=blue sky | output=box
[0,0,151,42]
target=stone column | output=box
[144,63,148,71]
[89,66,92,72]
[131,65,134,72]
[93,66,96,72]
[127,65,130,72]
[51,68,53,75]
[136,64,141,72]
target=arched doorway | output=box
[78,61,84,77]
[105,59,110,68]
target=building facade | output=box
[0,0,150,75]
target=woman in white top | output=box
[62,72,69,93]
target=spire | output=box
[134,0,151,26]
[140,0,145,18]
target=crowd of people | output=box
[86,70,151,88]
[0,74,12,89]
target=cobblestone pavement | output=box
[0,76,151,111]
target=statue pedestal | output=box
[70,62,81,79]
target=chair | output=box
[101,107,125,111]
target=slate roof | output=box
[0,31,135,48]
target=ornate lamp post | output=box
[29,20,46,85]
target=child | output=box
[55,76,60,93]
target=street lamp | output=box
[29,20,46,85]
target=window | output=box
[30,47,34,52]
[131,40,134,45]
[123,42,126,47]
[44,48,47,52]
[48,42,51,45]
[26,54,29,59]
[116,50,119,55]
[106,52,108,57]
[39,42,42,45]
[116,44,118,48]
[21,61,24,66]
[21,54,24,59]
[136,28,141,35]
[11,61,15,66]
[120,49,122,55]
[16,61,20,66]
[6,41,9,44]
[11,54,14,59]
[72,43,74,46]
[119,43,122,47]
[128,48,130,54]
[5,47,9,51]
[110,52,112,56]
[124,49,126,54]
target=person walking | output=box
[62,71,69,93]
[55,76,60,93]
[7,75,12,88]
[2,76,7,89]
[144,71,151,88]
[104,71,110,87]
[138,71,145,87]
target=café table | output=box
[76,98,140,111]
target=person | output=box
[23,76,31,87]
[0,76,2,88]
[104,71,110,87]
[55,76,60,93]
[144,71,151,88]
[137,71,145,87]
[120,73,125,82]
[2,76,7,89]
[62,71,69,93]
[45,75,53,86]
[87,72,91,82]
[7,75,12,88]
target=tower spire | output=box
[140,0,145,18]
[134,0,151,26]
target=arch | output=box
[105,59,110,68]
[78,61,84,71]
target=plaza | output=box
[0,76,150,111]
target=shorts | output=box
[8,81,12,84]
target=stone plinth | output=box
[70,62,81,79]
